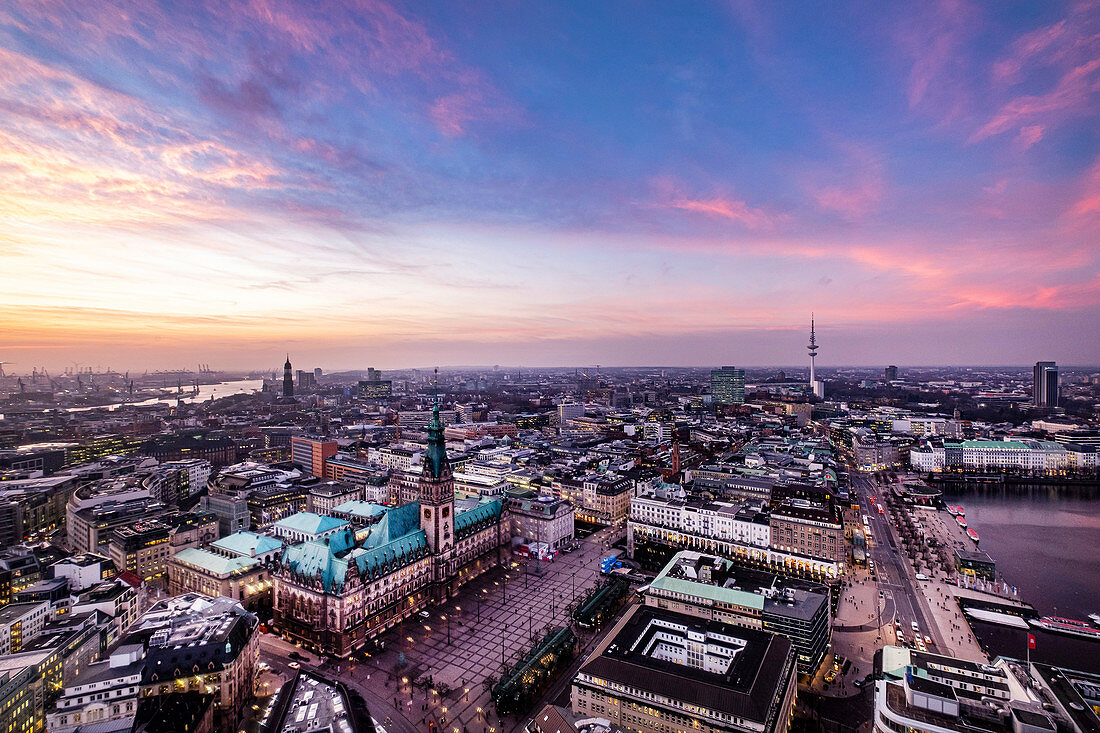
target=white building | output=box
[47,554,115,592]
[46,643,144,733]
[629,493,771,548]
[910,439,1094,474]
[366,445,424,473]
[871,645,1096,733]
[70,580,138,645]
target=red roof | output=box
[117,571,143,588]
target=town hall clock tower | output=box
[420,404,455,599]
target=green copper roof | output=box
[275,512,349,536]
[424,404,449,479]
[648,551,765,611]
[361,502,420,548]
[280,507,428,593]
[174,548,259,577]
[211,531,283,558]
[455,498,502,539]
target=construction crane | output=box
[0,361,12,377]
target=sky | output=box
[1,0,1098,372]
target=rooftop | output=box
[648,551,828,622]
[330,500,387,519]
[0,602,45,624]
[173,547,260,576]
[274,512,349,536]
[577,605,793,724]
[211,531,284,558]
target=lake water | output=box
[943,488,1100,619]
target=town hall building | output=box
[273,405,508,657]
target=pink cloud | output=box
[808,144,886,222]
[665,197,775,230]
[643,177,780,231]
[973,3,1100,143]
[1068,157,1100,218]
[428,93,480,138]
[971,57,1100,142]
[992,20,1069,84]
[1015,124,1045,149]
[892,0,981,123]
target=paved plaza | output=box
[262,524,625,733]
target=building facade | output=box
[273,405,508,657]
[291,437,338,479]
[910,439,1096,474]
[506,494,575,551]
[710,366,746,406]
[1033,361,1058,407]
[168,549,272,612]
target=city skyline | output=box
[2,1,1099,370]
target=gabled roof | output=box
[281,506,428,594]
[455,498,502,537]
[353,530,427,579]
[274,512,349,536]
[211,531,283,558]
[361,502,420,548]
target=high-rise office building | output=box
[296,370,316,390]
[282,355,294,398]
[558,402,585,425]
[710,366,746,405]
[290,436,338,478]
[885,365,898,381]
[1033,361,1058,407]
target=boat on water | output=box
[964,607,1030,629]
[956,515,967,528]
[1029,616,1100,641]
[967,528,979,543]
[946,505,959,516]
[1089,613,1100,627]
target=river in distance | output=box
[943,487,1100,619]
[66,379,264,412]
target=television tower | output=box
[807,314,818,387]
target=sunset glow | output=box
[1,0,1098,369]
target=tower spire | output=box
[807,314,819,393]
